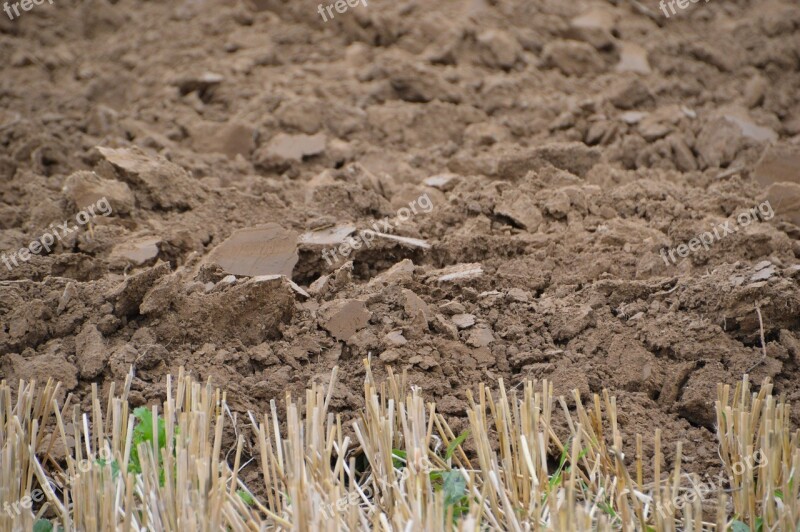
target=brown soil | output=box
[2,0,800,486]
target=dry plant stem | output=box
[0,363,798,530]
[746,303,768,374]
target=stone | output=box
[694,117,745,168]
[544,190,571,219]
[109,262,172,318]
[385,330,407,347]
[567,8,615,50]
[373,233,431,249]
[670,134,698,172]
[318,299,372,342]
[172,71,223,95]
[743,75,768,108]
[431,263,484,283]
[254,133,327,171]
[368,259,416,287]
[616,41,651,74]
[263,132,326,161]
[205,224,299,278]
[75,323,108,379]
[464,122,511,147]
[424,173,459,191]
[506,288,530,302]
[299,225,357,247]
[452,314,476,329]
[97,146,197,210]
[192,120,256,159]
[638,117,673,142]
[110,237,161,265]
[432,314,459,339]
[402,289,431,323]
[62,170,135,214]
[541,40,606,76]
[609,78,653,110]
[380,349,402,363]
[754,143,800,188]
[751,264,777,282]
[765,183,800,226]
[439,301,466,315]
[620,111,647,125]
[387,62,462,104]
[476,29,523,69]
[721,107,778,143]
[494,192,543,231]
[467,327,494,347]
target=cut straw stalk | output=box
[0,366,797,530]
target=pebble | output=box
[318,299,372,342]
[452,314,476,329]
[205,224,299,278]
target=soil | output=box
[2,0,800,488]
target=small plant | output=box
[389,429,472,521]
[440,470,469,519]
[730,518,764,532]
[130,406,169,474]
[32,519,53,532]
[2,368,798,530]
[237,490,256,506]
[444,430,469,462]
[95,456,121,480]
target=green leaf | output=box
[445,430,470,461]
[576,447,589,461]
[450,504,470,518]
[731,520,750,532]
[557,444,569,469]
[549,471,563,490]
[96,458,121,480]
[598,501,617,519]
[442,470,466,507]
[548,442,582,491]
[33,520,53,532]
[130,407,151,473]
[130,407,171,476]
[132,407,153,442]
[774,489,784,500]
[237,490,255,506]
[755,517,764,532]
[391,449,407,469]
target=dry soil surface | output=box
[2,0,800,486]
